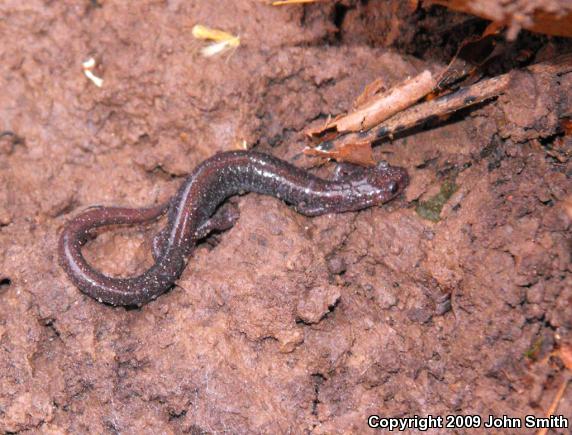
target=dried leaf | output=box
[435,32,500,92]
[304,141,375,166]
[561,117,572,136]
[482,20,506,38]
[192,25,237,43]
[559,344,572,371]
[525,337,544,361]
[428,0,572,38]
[192,25,240,58]
[304,114,341,139]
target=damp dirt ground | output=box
[1,1,571,434]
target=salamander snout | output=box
[371,162,409,201]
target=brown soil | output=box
[1,1,571,433]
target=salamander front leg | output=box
[333,162,367,181]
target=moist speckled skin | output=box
[59,151,408,306]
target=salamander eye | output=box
[388,181,399,194]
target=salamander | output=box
[59,151,408,306]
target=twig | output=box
[536,374,571,435]
[306,70,436,137]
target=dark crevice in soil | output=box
[0,278,11,294]
[332,3,350,42]
[538,131,570,164]
[104,420,120,435]
[168,407,188,421]
[480,134,506,171]
[408,6,553,75]
[325,297,341,317]
[311,373,326,416]
[0,131,24,143]
[123,303,144,312]
[409,9,488,60]
[41,317,62,339]
[146,164,186,180]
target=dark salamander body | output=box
[59,151,408,306]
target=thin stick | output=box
[536,374,570,435]
[306,70,436,136]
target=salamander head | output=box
[364,161,409,204]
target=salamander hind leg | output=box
[194,202,240,240]
[152,203,240,259]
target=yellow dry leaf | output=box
[192,25,237,43]
[192,25,240,57]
